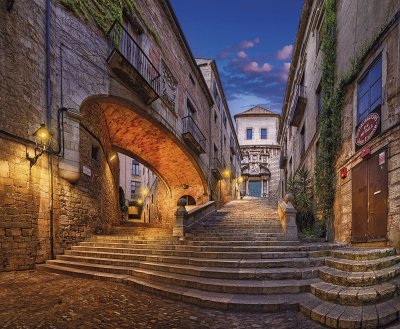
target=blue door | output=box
[248,181,261,197]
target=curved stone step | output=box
[311,280,400,306]
[300,293,400,328]
[329,248,395,261]
[59,253,324,269]
[325,255,400,272]
[46,259,323,280]
[39,263,307,312]
[319,263,400,286]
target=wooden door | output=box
[367,150,388,240]
[352,160,369,242]
[351,149,388,242]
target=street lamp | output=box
[222,168,231,179]
[26,124,52,167]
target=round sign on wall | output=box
[355,112,380,147]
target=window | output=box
[214,110,217,124]
[246,128,253,140]
[316,84,323,126]
[213,80,218,98]
[261,128,267,139]
[187,97,196,114]
[131,181,139,199]
[189,73,196,86]
[222,111,227,128]
[91,145,100,162]
[315,15,324,54]
[224,136,226,147]
[131,160,139,176]
[357,56,382,123]
[300,126,305,158]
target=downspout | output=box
[45,0,55,260]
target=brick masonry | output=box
[0,1,240,271]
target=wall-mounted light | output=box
[181,184,189,189]
[140,187,149,197]
[237,176,244,183]
[222,168,231,179]
[136,198,143,205]
[26,124,52,167]
[109,152,117,162]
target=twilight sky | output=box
[170,0,303,116]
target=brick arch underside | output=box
[80,99,208,226]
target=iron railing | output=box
[182,116,207,152]
[289,84,307,125]
[108,20,161,94]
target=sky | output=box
[170,0,303,116]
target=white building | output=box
[234,106,281,198]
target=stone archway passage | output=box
[80,97,208,220]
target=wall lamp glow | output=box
[222,168,231,179]
[109,152,117,161]
[237,176,244,183]
[26,124,53,167]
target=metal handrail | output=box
[182,116,206,150]
[107,20,161,94]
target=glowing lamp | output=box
[26,124,52,167]
[237,176,244,183]
[109,153,117,161]
[137,198,143,205]
[222,169,231,179]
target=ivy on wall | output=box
[59,0,160,45]
[315,0,386,240]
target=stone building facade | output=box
[197,59,242,207]
[235,106,280,198]
[0,1,240,271]
[279,0,400,246]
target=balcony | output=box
[212,158,223,179]
[279,150,288,169]
[290,85,307,127]
[229,137,237,155]
[107,20,161,104]
[182,116,206,154]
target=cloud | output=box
[276,44,293,60]
[219,37,260,59]
[237,50,248,58]
[280,62,291,81]
[242,61,272,74]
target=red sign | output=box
[340,167,348,179]
[355,113,380,147]
[360,147,371,158]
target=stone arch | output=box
[177,195,196,206]
[79,94,208,226]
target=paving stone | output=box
[338,306,362,329]
[326,304,347,328]
[361,304,378,329]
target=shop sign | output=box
[355,112,380,149]
[379,151,385,166]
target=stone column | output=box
[284,193,298,240]
[173,198,187,237]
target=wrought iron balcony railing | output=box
[181,116,206,154]
[290,84,307,127]
[107,20,161,103]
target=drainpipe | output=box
[45,0,55,260]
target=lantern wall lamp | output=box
[26,123,53,167]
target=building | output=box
[279,0,400,246]
[0,0,240,271]
[197,59,242,207]
[235,106,280,198]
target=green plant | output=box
[59,0,161,45]
[287,168,315,231]
[119,186,128,214]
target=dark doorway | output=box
[178,195,196,206]
[352,148,388,243]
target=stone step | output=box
[47,259,323,280]
[39,263,307,312]
[89,238,182,245]
[300,292,400,328]
[51,257,318,294]
[325,255,400,272]
[311,279,400,306]
[59,253,324,269]
[329,248,396,261]
[76,241,303,252]
[65,249,322,261]
[319,263,400,286]
[185,240,299,246]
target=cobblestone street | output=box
[0,271,325,329]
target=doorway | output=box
[248,180,261,197]
[351,148,388,243]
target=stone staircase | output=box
[39,199,400,328]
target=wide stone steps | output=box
[48,257,323,280]
[325,255,400,272]
[300,293,400,328]
[330,248,396,261]
[60,252,324,268]
[40,262,308,312]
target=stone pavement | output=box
[0,271,326,329]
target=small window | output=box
[300,126,305,157]
[223,111,227,128]
[189,73,196,86]
[261,128,267,139]
[131,160,139,176]
[246,128,253,140]
[357,56,382,123]
[187,98,196,114]
[131,181,139,199]
[213,80,218,98]
[91,145,100,162]
[214,110,218,123]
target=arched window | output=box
[177,195,196,206]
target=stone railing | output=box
[173,199,216,237]
[277,193,298,241]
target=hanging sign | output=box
[82,165,92,177]
[355,112,380,149]
[379,151,385,166]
